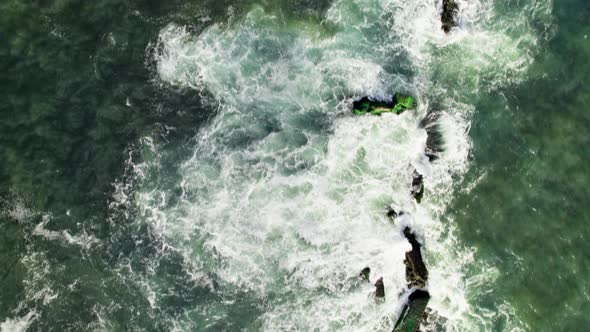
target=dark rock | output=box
[419,112,444,161]
[375,277,385,299]
[441,0,459,33]
[403,227,428,289]
[360,267,371,282]
[394,289,431,332]
[387,206,400,220]
[387,207,406,224]
[411,170,424,204]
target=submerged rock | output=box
[403,227,428,289]
[360,267,371,282]
[411,170,424,204]
[441,0,459,33]
[420,308,448,331]
[394,289,431,332]
[353,93,416,115]
[386,206,404,220]
[419,112,444,161]
[375,277,385,299]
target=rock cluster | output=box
[392,140,436,330]
[352,94,448,330]
[403,228,428,289]
[355,5,460,321]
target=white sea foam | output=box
[31,214,100,249]
[0,189,36,223]
[0,312,36,332]
[129,0,552,330]
[0,0,551,330]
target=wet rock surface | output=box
[375,277,386,299]
[419,112,444,161]
[386,206,404,220]
[393,225,430,330]
[441,0,459,33]
[360,267,371,282]
[394,289,431,332]
[403,227,429,289]
[411,170,424,204]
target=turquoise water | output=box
[1,0,588,331]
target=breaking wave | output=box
[125,0,553,330]
[1,0,553,330]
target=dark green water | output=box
[1,0,588,331]
[448,0,590,330]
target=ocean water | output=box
[0,0,588,331]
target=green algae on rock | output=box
[353,94,416,115]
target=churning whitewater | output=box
[122,0,549,330]
[0,0,554,330]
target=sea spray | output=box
[149,1,466,330]
[28,0,548,330]
[127,0,554,330]
[0,0,561,330]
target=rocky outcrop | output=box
[375,277,385,299]
[386,206,405,220]
[411,170,424,204]
[394,289,431,332]
[393,227,430,331]
[366,102,448,329]
[419,112,444,162]
[360,267,371,282]
[403,227,428,289]
[441,0,459,33]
